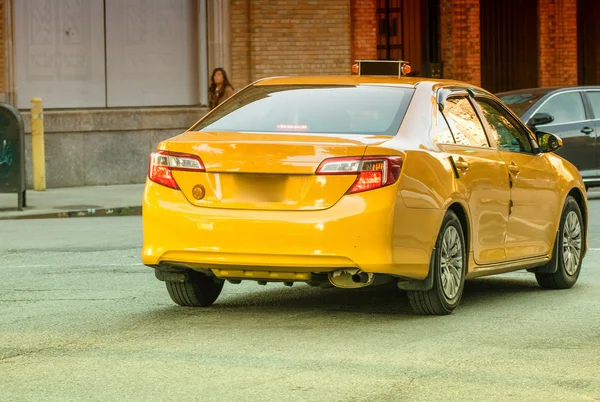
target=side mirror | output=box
[528,112,554,127]
[537,131,563,153]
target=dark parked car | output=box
[497,87,600,190]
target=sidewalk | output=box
[0,184,144,220]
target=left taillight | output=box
[316,156,403,194]
[148,151,205,190]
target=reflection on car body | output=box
[142,61,589,315]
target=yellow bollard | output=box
[31,98,46,191]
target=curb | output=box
[0,205,142,220]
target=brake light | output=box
[148,151,205,189]
[316,156,403,194]
[276,124,308,131]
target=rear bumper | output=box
[142,180,440,280]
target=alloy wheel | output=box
[440,226,463,300]
[562,210,582,276]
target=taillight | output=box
[316,156,403,194]
[148,151,205,189]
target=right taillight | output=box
[316,156,403,194]
[148,151,205,189]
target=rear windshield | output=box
[192,85,414,136]
[498,91,550,117]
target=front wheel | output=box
[535,196,584,289]
[407,210,466,315]
[165,272,224,307]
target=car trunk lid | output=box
[165,131,390,211]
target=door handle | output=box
[508,162,520,174]
[581,127,594,134]
[454,158,469,171]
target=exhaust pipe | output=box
[352,272,370,284]
[328,269,374,288]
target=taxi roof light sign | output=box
[352,60,411,77]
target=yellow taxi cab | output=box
[142,60,588,315]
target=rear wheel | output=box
[165,271,224,307]
[407,210,466,315]
[535,196,583,289]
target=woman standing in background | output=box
[209,68,234,110]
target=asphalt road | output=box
[1,192,599,401]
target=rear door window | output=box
[442,97,490,147]
[435,110,456,144]
[537,92,586,125]
[585,91,600,119]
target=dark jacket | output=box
[210,85,234,109]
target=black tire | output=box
[165,271,224,307]
[407,210,467,315]
[535,196,584,289]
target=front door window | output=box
[537,92,586,125]
[475,98,534,153]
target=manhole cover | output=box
[55,205,103,210]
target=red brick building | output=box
[0,0,597,188]
[230,0,599,93]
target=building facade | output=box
[0,0,597,188]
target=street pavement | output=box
[1,192,599,401]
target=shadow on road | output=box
[141,274,548,322]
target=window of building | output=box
[14,0,201,109]
[376,0,404,60]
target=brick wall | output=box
[440,0,481,86]
[538,0,578,87]
[231,0,580,91]
[351,0,377,62]
[230,0,352,89]
[230,0,251,90]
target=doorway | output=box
[578,0,600,85]
[480,0,539,93]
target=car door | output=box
[437,94,511,264]
[531,90,597,180]
[582,90,600,184]
[474,96,560,261]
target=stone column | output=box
[207,0,232,79]
[2,0,16,105]
[198,0,209,106]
